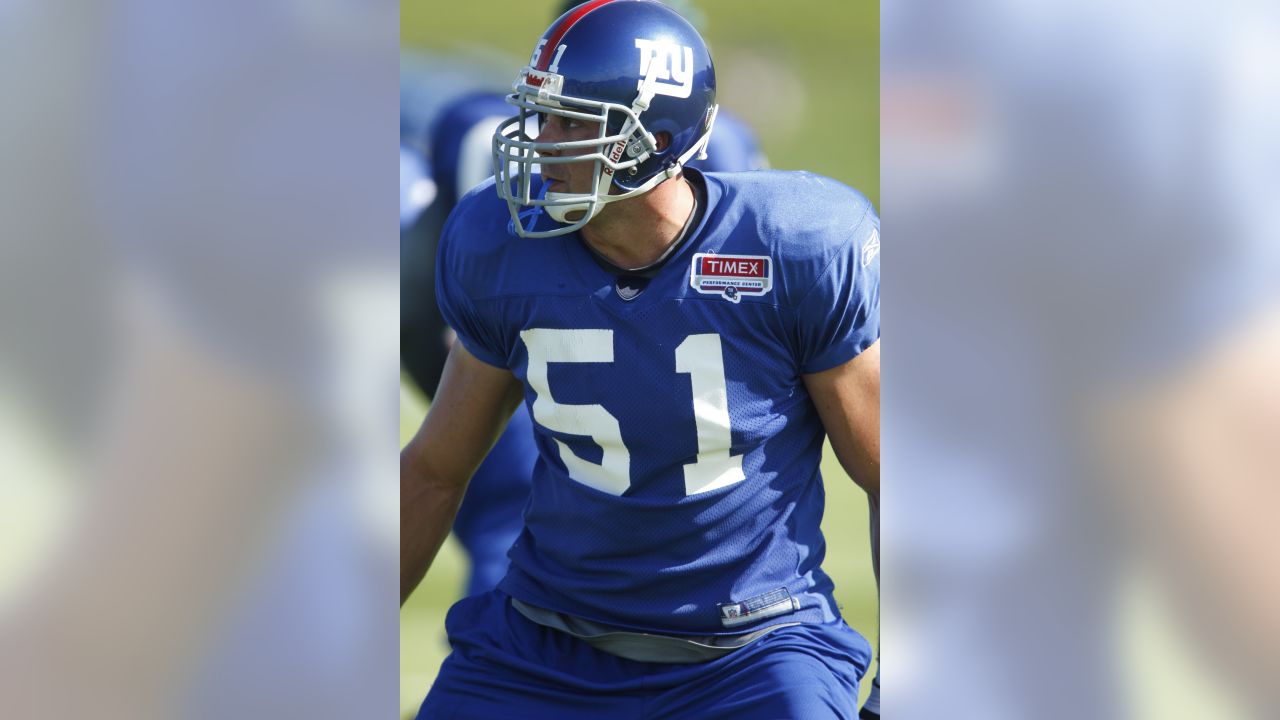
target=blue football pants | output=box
[416,589,871,720]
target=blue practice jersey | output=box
[437,168,879,635]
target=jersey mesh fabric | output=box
[437,168,879,634]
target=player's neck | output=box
[580,176,695,271]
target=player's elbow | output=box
[840,451,879,500]
[400,436,470,498]
[853,470,879,502]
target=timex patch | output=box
[689,253,773,303]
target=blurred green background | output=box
[401,2,878,717]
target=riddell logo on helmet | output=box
[603,139,627,177]
[635,39,694,99]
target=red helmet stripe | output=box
[537,0,617,71]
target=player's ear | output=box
[654,131,671,152]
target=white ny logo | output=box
[634,38,694,99]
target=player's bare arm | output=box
[803,337,881,594]
[805,338,881,718]
[401,342,524,606]
[804,339,881,501]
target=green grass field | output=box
[401,2,879,715]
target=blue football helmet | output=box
[493,0,718,238]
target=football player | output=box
[400,142,435,231]
[401,1,879,718]
[400,0,772,601]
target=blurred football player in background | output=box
[401,143,436,232]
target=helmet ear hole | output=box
[654,131,672,153]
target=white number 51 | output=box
[521,329,745,497]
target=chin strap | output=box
[653,102,719,183]
[508,182,550,236]
[694,104,718,162]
